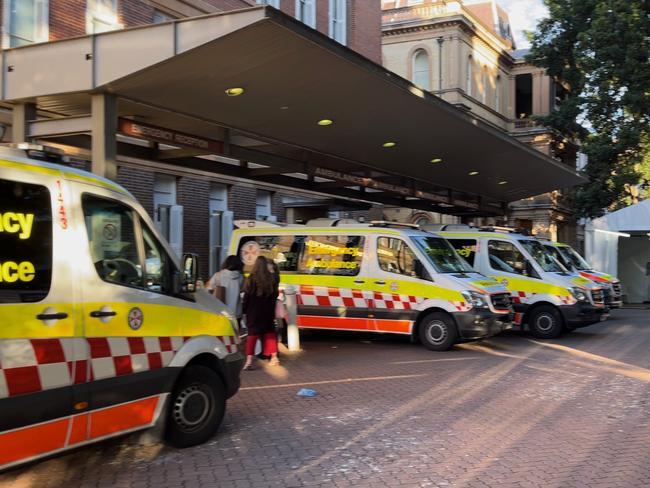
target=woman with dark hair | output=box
[242,256,280,369]
[207,255,244,322]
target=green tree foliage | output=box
[528,0,650,218]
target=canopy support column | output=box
[91,93,117,180]
[12,102,36,143]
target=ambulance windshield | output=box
[520,240,566,273]
[413,236,474,273]
[558,245,591,271]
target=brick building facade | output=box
[0,0,381,279]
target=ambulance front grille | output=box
[612,282,622,297]
[490,293,512,311]
[591,289,605,305]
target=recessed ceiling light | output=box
[469,171,479,176]
[225,87,244,97]
[318,119,333,126]
[280,106,289,110]
[498,180,508,185]
[383,142,396,148]
[430,158,443,164]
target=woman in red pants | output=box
[242,256,280,369]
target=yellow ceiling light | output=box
[469,171,479,176]
[225,87,245,97]
[430,158,443,164]
[318,119,333,126]
[382,142,396,148]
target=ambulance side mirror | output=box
[181,253,199,293]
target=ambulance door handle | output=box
[374,280,386,285]
[36,312,68,321]
[90,310,117,318]
[354,279,365,284]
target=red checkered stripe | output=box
[510,291,533,304]
[450,301,472,312]
[0,335,237,400]
[514,313,524,325]
[557,295,577,305]
[297,285,423,310]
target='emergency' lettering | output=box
[0,212,35,239]
[0,261,36,283]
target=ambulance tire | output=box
[166,365,227,448]
[528,305,563,339]
[419,312,458,351]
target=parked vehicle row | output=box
[0,147,622,472]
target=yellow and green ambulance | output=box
[439,227,608,338]
[0,146,243,470]
[542,240,622,308]
[230,223,513,352]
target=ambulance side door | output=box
[77,190,183,442]
[368,235,425,334]
[0,171,82,467]
[485,239,539,308]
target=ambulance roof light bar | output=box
[8,142,65,164]
[370,221,420,229]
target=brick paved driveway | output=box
[2,309,650,488]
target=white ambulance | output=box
[541,240,623,308]
[230,222,514,351]
[0,146,243,470]
[437,226,608,338]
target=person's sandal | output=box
[269,358,280,367]
[243,363,256,371]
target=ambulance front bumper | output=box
[560,303,609,328]
[453,310,513,340]
[224,351,245,398]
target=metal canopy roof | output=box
[1,6,584,215]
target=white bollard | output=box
[284,285,300,351]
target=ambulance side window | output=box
[141,223,174,294]
[238,235,302,274]
[82,195,143,288]
[0,178,52,303]
[488,240,526,276]
[377,237,421,278]
[298,234,364,276]
[447,239,477,267]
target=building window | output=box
[3,0,49,48]
[515,73,533,118]
[329,0,347,45]
[257,0,280,7]
[412,49,431,91]
[481,66,488,104]
[256,190,273,221]
[495,75,501,112]
[153,174,183,258]
[466,56,473,96]
[86,0,121,34]
[295,0,316,28]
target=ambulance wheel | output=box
[528,305,563,339]
[419,312,457,351]
[166,365,226,448]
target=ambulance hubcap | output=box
[536,314,554,332]
[173,385,211,431]
[426,320,447,344]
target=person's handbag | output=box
[213,285,226,302]
[275,298,288,321]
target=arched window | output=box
[466,56,473,96]
[481,66,488,104]
[412,49,431,90]
[495,75,501,112]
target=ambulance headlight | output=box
[462,290,488,309]
[570,287,589,302]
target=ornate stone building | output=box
[381,0,578,243]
